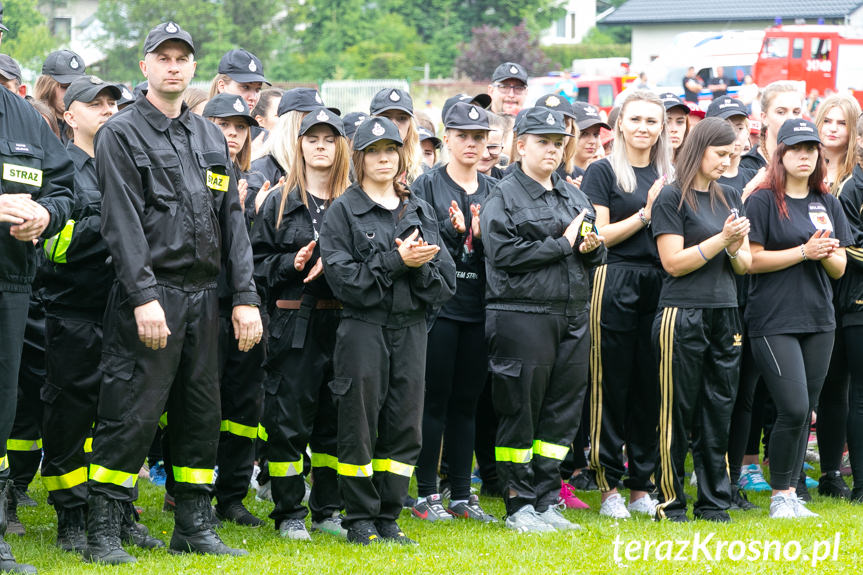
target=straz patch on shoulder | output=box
[3,163,43,187]
[206,170,229,192]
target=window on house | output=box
[52,17,71,42]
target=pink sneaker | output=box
[559,481,589,509]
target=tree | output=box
[455,22,554,81]
[2,0,57,72]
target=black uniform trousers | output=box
[488,308,590,516]
[265,308,340,525]
[333,318,426,529]
[589,263,662,493]
[89,284,221,501]
[7,297,45,492]
[40,314,101,508]
[654,307,741,519]
[0,292,30,482]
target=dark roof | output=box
[601,0,863,24]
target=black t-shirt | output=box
[652,184,743,308]
[739,147,767,172]
[745,188,852,336]
[718,165,758,194]
[582,157,660,264]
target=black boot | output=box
[82,494,136,564]
[0,481,36,574]
[120,502,164,549]
[55,505,87,554]
[4,489,22,537]
[169,494,247,556]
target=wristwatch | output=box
[638,207,650,227]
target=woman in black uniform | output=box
[251,108,351,540]
[651,117,751,523]
[319,117,455,545]
[745,118,850,519]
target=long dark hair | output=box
[674,117,736,211]
[762,141,829,219]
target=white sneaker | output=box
[769,492,797,519]
[537,505,582,531]
[792,495,819,518]
[504,505,556,533]
[627,495,657,516]
[600,493,631,519]
[311,511,348,538]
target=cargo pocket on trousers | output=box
[328,377,352,397]
[40,382,62,405]
[489,357,523,416]
[97,352,136,421]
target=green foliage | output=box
[542,43,631,70]
[2,0,57,72]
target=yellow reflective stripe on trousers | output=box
[6,438,42,451]
[173,466,215,484]
[310,452,338,470]
[257,424,268,441]
[371,458,414,478]
[269,459,303,477]
[159,412,168,429]
[337,461,373,477]
[43,219,76,263]
[494,446,532,464]
[89,464,138,488]
[42,467,88,492]
[84,437,93,453]
[0,455,7,472]
[532,439,569,461]
[220,419,258,440]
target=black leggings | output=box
[750,331,834,490]
[817,333,849,473]
[843,325,863,489]
[727,335,760,484]
[416,318,487,500]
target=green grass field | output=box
[7,467,863,574]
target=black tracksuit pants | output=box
[655,307,741,519]
[0,291,31,482]
[333,318,426,529]
[265,309,340,525]
[488,309,590,516]
[40,314,101,508]
[589,263,662,493]
[89,284,221,501]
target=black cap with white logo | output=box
[444,102,490,131]
[0,54,21,83]
[442,93,492,121]
[277,88,340,117]
[535,94,576,120]
[516,107,573,137]
[143,22,195,55]
[418,126,441,149]
[63,75,122,109]
[706,95,748,120]
[777,118,821,147]
[572,102,611,131]
[203,93,259,126]
[342,112,368,140]
[492,62,528,84]
[370,88,414,116]
[300,107,346,137]
[218,49,268,85]
[658,92,690,114]
[42,50,86,84]
[352,117,403,151]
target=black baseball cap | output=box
[342,112,368,140]
[277,88,339,117]
[117,85,136,107]
[441,93,492,121]
[417,126,441,149]
[572,102,611,131]
[492,62,528,85]
[535,94,576,120]
[218,49,268,85]
[0,54,21,83]
[300,107,345,137]
[369,88,413,116]
[133,81,149,99]
[658,92,690,114]
[352,117,403,151]
[203,93,259,126]
[42,50,86,84]
[63,76,122,109]
[444,102,490,131]
[777,118,821,147]
[706,95,748,120]
[516,107,573,137]
[143,22,195,55]
[0,1,8,32]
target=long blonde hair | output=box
[264,111,305,175]
[277,127,351,228]
[815,93,861,195]
[401,118,424,183]
[611,90,673,193]
[563,116,579,174]
[208,74,232,99]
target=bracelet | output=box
[725,248,738,259]
[801,244,808,261]
[638,207,650,227]
[697,243,709,262]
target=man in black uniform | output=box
[0,6,76,567]
[83,22,262,564]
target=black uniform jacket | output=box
[95,97,259,308]
[0,86,74,292]
[41,143,113,315]
[480,162,605,314]
[319,183,456,328]
[837,165,863,325]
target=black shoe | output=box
[82,494,136,564]
[0,481,36,574]
[4,497,23,537]
[374,520,416,545]
[851,487,863,503]
[120,502,165,549]
[169,495,247,556]
[216,502,263,527]
[694,509,732,523]
[346,520,380,546]
[56,506,87,553]
[729,488,757,511]
[11,488,35,509]
[818,471,851,500]
[655,510,689,523]
[568,468,598,491]
[796,471,813,503]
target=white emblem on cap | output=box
[89,76,102,84]
[355,116,365,126]
[165,22,178,33]
[468,106,480,120]
[122,88,132,99]
[389,90,401,102]
[248,60,257,72]
[546,112,555,125]
[509,65,519,74]
[70,58,79,70]
[233,98,244,113]
[460,95,471,102]
[586,106,598,116]
[316,109,328,122]
[315,92,322,104]
[546,95,560,107]
[372,122,385,136]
